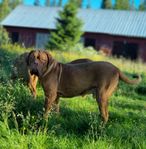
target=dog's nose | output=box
[34,60,39,65]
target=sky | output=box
[23,0,141,9]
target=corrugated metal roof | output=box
[1,5,146,38]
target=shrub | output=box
[0,26,10,46]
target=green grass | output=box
[0,44,146,149]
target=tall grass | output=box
[0,44,146,148]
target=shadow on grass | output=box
[110,97,146,111]
[109,110,146,124]
[112,101,146,111]
[3,92,146,147]
[8,95,99,136]
[47,106,92,135]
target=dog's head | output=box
[26,50,52,77]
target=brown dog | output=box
[12,52,91,98]
[26,50,141,123]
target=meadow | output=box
[0,44,146,149]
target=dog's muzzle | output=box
[30,69,39,76]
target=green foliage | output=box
[139,1,146,11]
[58,0,63,7]
[34,0,40,6]
[130,0,135,10]
[0,0,10,21]
[114,0,130,10]
[0,44,31,81]
[0,0,21,21]
[46,0,83,51]
[77,0,82,7]
[0,26,10,46]
[101,0,113,9]
[9,0,21,10]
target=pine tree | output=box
[0,0,10,21]
[77,0,82,7]
[58,0,63,6]
[0,26,10,46]
[34,0,40,6]
[139,0,146,10]
[45,0,50,6]
[0,0,20,47]
[10,0,22,10]
[130,0,135,10]
[0,0,21,21]
[101,0,112,9]
[114,0,130,10]
[46,0,83,50]
[87,0,91,8]
[51,0,56,6]
[139,4,145,10]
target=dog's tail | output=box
[119,71,141,85]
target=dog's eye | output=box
[40,58,47,62]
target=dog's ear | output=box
[44,50,52,66]
[25,50,35,65]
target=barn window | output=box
[36,33,50,49]
[84,38,96,48]
[112,41,138,60]
[11,32,19,43]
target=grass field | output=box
[0,44,146,149]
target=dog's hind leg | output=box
[97,97,109,123]
[95,90,109,124]
[97,77,119,123]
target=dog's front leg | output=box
[28,70,38,99]
[53,96,60,113]
[44,90,57,119]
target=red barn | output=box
[1,5,146,61]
